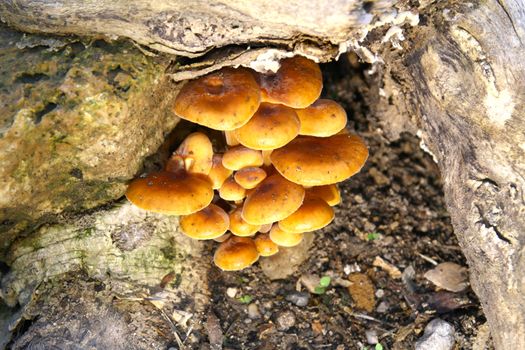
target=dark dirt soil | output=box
[192,58,490,350]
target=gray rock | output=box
[275,310,296,331]
[415,318,455,350]
[286,291,310,307]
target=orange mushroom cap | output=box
[213,236,260,271]
[170,132,213,175]
[126,170,213,215]
[180,204,230,240]
[234,167,267,190]
[233,103,300,150]
[258,56,322,109]
[222,146,263,171]
[296,99,347,137]
[270,134,369,186]
[306,184,341,206]
[219,176,246,202]
[269,225,304,247]
[241,173,305,225]
[254,234,279,257]
[278,196,334,233]
[229,207,261,237]
[173,67,261,130]
[208,154,233,190]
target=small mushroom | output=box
[258,56,322,108]
[233,103,300,150]
[229,207,261,237]
[242,173,305,225]
[254,233,279,257]
[278,196,334,233]
[296,99,347,137]
[219,176,246,202]
[234,167,267,189]
[271,134,369,186]
[222,145,264,171]
[208,154,233,189]
[180,204,230,240]
[214,236,260,271]
[173,67,261,130]
[168,132,213,175]
[269,225,304,247]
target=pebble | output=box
[286,291,310,307]
[375,289,385,298]
[247,303,261,319]
[365,329,378,344]
[275,310,296,331]
[415,318,455,350]
[376,301,389,313]
[226,287,237,298]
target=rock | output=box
[424,262,469,293]
[376,301,389,313]
[275,310,296,331]
[415,318,455,350]
[365,329,378,344]
[247,303,261,319]
[259,233,314,280]
[285,291,309,307]
[0,25,178,254]
[226,287,238,298]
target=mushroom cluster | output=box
[126,56,368,271]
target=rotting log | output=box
[1,1,524,349]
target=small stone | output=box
[226,287,238,298]
[275,310,296,331]
[286,291,310,307]
[247,303,261,319]
[415,318,455,350]
[354,194,364,204]
[376,301,389,313]
[365,329,378,344]
[375,289,384,298]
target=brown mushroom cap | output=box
[258,56,322,109]
[278,196,334,233]
[208,154,233,189]
[254,234,279,257]
[126,170,213,215]
[306,184,341,206]
[180,204,230,240]
[269,225,304,247]
[172,132,213,175]
[219,176,246,202]
[270,134,369,186]
[233,103,300,150]
[296,99,347,137]
[222,146,263,171]
[241,173,305,225]
[173,67,261,130]
[234,167,267,189]
[229,207,261,237]
[213,236,260,271]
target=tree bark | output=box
[1,1,524,349]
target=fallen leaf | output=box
[424,262,468,292]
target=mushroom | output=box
[234,167,267,189]
[219,176,246,202]
[269,225,304,247]
[167,132,213,175]
[233,103,300,150]
[208,154,233,189]
[296,99,347,137]
[180,204,230,240]
[306,184,341,206]
[270,134,369,186]
[257,56,322,108]
[173,67,261,130]
[229,207,261,237]
[222,145,264,171]
[125,162,213,215]
[254,233,279,257]
[213,236,260,271]
[241,173,305,225]
[278,196,334,233]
